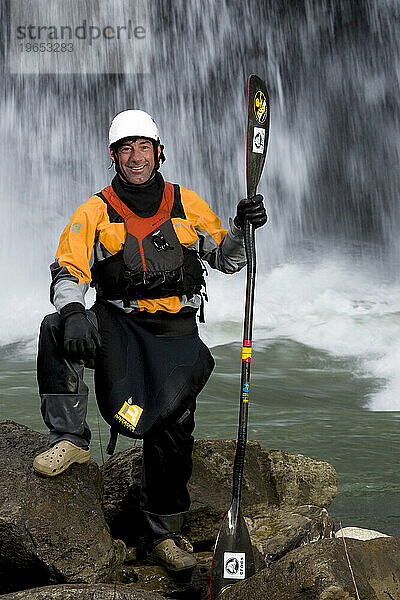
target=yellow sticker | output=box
[254,90,267,124]
[115,401,143,432]
[242,347,252,362]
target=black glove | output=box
[234,194,267,230]
[60,303,101,362]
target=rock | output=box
[112,507,333,598]
[101,440,337,549]
[267,449,338,509]
[0,584,165,599]
[220,536,400,600]
[101,445,143,543]
[0,423,340,600]
[335,526,390,541]
[117,552,212,599]
[247,504,334,562]
[0,420,126,595]
[186,440,276,548]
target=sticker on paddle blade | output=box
[223,552,246,579]
[252,127,265,153]
[253,90,267,124]
[115,400,143,432]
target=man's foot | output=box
[147,538,197,572]
[33,440,90,477]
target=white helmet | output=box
[109,109,160,147]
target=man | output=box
[33,109,267,571]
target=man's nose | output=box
[127,149,141,163]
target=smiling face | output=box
[111,138,161,185]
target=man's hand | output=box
[234,194,267,230]
[60,303,101,362]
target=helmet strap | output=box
[110,147,124,178]
[153,141,166,170]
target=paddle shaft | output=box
[232,221,256,502]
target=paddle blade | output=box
[210,499,255,599]
[246,74,270,198]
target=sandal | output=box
[33,440,90,477]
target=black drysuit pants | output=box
[37,304,214,547]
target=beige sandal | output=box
[33,440,90,477]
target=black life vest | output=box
[92,182,205,304]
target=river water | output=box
[1,1,400,536]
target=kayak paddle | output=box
[209,74,270,599]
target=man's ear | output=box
[109,148,115,163]
[157,143,161,160]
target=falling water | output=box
[2,1,399,275]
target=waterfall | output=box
[1,0,399,349]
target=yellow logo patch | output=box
[254,90,267,124]
[115,401,143,432]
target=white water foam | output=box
[203,258,400,411]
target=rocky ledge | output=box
[0,419,397,600]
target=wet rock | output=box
[0,420,126,595]
[220,536,400,600]
[267,449,338,509]
[101,439,337,549]
[247,504,334,562]
[0,584,165,599]
[118,552,212,599]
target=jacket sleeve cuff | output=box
[229,217,245,239]
[59,302,86,321]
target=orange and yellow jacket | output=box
[50,182,246,314]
